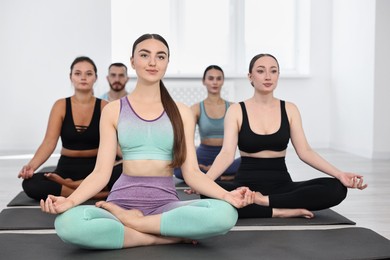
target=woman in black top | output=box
[18,56,121,200]
[198,53,367,218]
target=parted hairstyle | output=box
[131,34,186,168]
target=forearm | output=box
[67,169,110,205]
[206,150,235,180]
[28,142,57,171]
[299,149,343,179]
[184,168,228,199]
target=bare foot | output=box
[96,201,200,247]
[96,201,144,228]
[155,236,198,245]
[272,208,314,219]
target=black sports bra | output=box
[60,97,101,150]
[238,100,290,153]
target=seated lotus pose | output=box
[18,56,122,200]
[174,65,240,181]
[195,53,367,219]
[40,34,254,250]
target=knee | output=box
[55,207,89,246]
[208,200,238,232]
[55,206,124,249]
[331,179,348,205]
[22,179,44,200]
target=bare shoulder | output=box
[53,98,66,107]
[284,100,299,113]
[51,98,66,113]
[190,102,200,116]
[177,102,196,121]
[176,101,191,114]
[100,98,109,109]
[101,99,121,124]
[227,102,242,114]
[284,100,302,123]
[190,102,200,109]
[102,99,120,114]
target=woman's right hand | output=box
[40,195,74,214]
[17,165,35,179]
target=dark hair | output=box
[70,56,98,77]
[202,65,224,81]
[131,34,186,168]
[109,62,128,73]
[248,53,280,73]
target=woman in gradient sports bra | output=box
[197,53,367,219]
[174,65,240,181]
[40,34,254,250]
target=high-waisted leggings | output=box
[54,175,238,249]
[206,157,348,218]
[174,144,241,179]
[22,155,122,200]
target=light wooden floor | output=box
[0,149,389,239]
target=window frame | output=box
[111,0,311,79]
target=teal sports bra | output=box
[117,97,174,161]
[198,101,229,140]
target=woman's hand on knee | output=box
[40,195,74,214]
[17,165,34,179]
[339,172,368,190]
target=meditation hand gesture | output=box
[40,195,75,214]
[338,172,368,190]
[223,187,255,208]
[17,165,35,179]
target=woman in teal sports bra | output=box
[174,65,240,181]
[40,34,254,250]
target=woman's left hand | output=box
[339,172,368,190]
[223,187,255,208]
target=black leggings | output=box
[22,155,122,200]
[209,157,347,218]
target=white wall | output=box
[373,0,390,159]
[331,0,390,159]
[331,0,375,157]
[0,0,111,153]
[1,0,389,159]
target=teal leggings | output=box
[54,199,238,249]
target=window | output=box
[111,0,310,77]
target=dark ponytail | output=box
[159,81,186,167]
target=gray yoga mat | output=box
[0,228,389,260]
[236,208,355,226]
[7,191,99,207]
[0,208,56,230]
[0,206,354,231]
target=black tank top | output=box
[238,100,290,153]
[60,97,101,150]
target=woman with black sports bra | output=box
[198,53,367,218]
[18,56,122,200]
